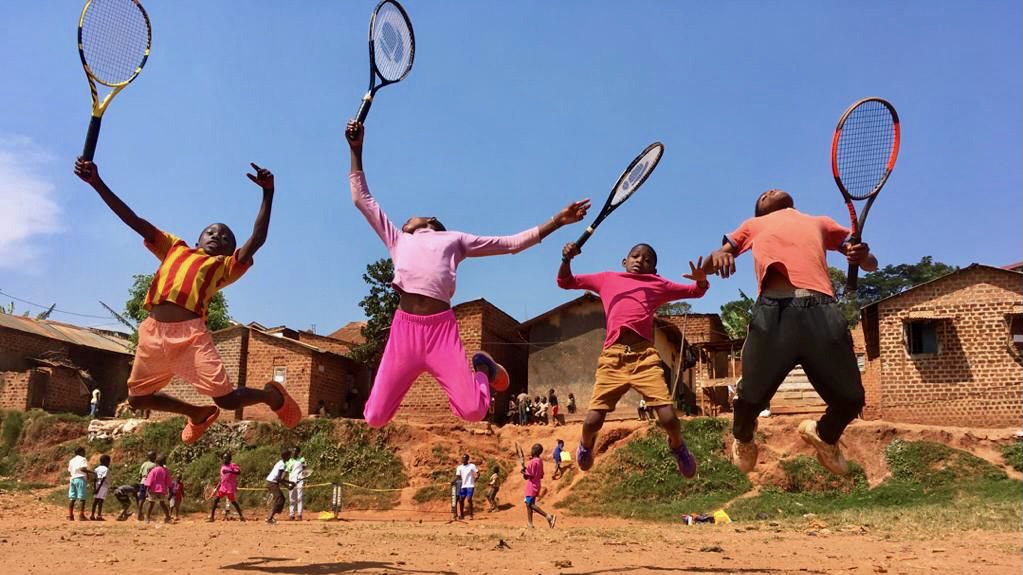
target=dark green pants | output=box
[734,294,864,445]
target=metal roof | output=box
[0,314,132,356]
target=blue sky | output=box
[1,1,1020,334]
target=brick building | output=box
[860,264,1023,427]
[0,315,132,416]
[159,324,369,421]
[519,294,687,420]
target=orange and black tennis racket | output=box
[831,97,900,291]
[77,0,152,161]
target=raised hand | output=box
[554,199,591,226]
[346,120,364,149]
[683,256,709,286]
[74,157,101,186]
[246,163,274,191]
[562,243,581,261]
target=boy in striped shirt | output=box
[75,159,300,444]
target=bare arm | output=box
[347,120,364,173]
[537,199,591,241]
[559,243,580,281]
[840,242,878,272]
[704,241,738,278]
[237,163,275,264]
[74,159,157,243]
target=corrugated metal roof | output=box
[0,314,132,355]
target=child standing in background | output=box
[144,455,172,523]
[67,446,93,521]
[90,454,110,520]
[523,444,555,528]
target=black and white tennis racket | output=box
[354,0,415,123]
[831,98,900,291]
[77,0,152,161]
[566,142,664,259]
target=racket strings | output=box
[372,2,413,82]
[81,0,149,86]
[836,101,896,200]
[611,145,663,206]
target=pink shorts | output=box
[127,317,232,398]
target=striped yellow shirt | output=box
[143,229,251,318]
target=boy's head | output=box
[292,446,301,458]
[74,446,86,457]
[530,444,543,458]
[556,439,564,447]
[156,455,167,466]
[147,450,157,462]
[222,453,232,464]
[754,189,794,217]
[461,454,470,465]
[281,449,292,461]
[99,454,111,466]
[197,223,237,257]
[622,243,658,274]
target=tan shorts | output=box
[588,342,672,411]
[127,317,232,398]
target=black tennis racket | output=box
[354,0,415,123]
[77,0,152,161]
[566,142,664,259]
[831,98,900,291]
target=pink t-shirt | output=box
[725,208,849,297]
[524,457,544,497]
[351,171,541,304]
[219,463,240,493]
[557,271,707,348]
[145,465,169,494]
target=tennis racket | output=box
[566,142,665,260]
[77,0,152,161]
[202,483,217,501]
[831,97,900,291]
[515,442,525,476]
[354,0,415,123]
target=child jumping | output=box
[67,446,94,521]
[559,243,708,477]
[345,121,590,427]
[522,443,555,528]
[74,159,300,444]
[703,189,876,475]
[209,453,244,522]
[90,454,111,520]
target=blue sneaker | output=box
[576,443,594,471]
[672,441,697,478]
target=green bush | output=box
[781,455,866,493]
[885,439,1007,486]
[1000,442,1022,473]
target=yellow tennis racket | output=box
[77,0,152,160]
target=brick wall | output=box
[241,330,314,422]
[0,370,34,411]
[659,314,728,345]
[296,331,356,358]
[871,266,1023,427]
[40,366,89,415]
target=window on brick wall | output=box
[905,321,938,355]
[1009,315,1023,350]
[856,353,865,372]
[273,366,287,383]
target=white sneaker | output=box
[798,420,849,475]
[731,438,758,473]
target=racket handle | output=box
[355,93,373,124]
[82,115,102,161]
[846,261,859,292]
[564,227,594,262]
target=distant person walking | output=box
[455,454,480,520]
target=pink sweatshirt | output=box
[558,271,707,348]
[351,171,541,303]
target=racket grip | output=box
[355,94,373,124]
[846,260,859,292]
[82,116,102,161]
[564,228,594,261]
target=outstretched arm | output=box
[704,241,738,278]
[538,199,591,241]
[74,158,157,243]
[559,242,580,282]
[463,200,591,258]
[237,163,275,264]
[345,120,401,250]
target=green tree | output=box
[125,273,231,342]
[656,301,693,317]
[350,258,400,368]
[830,256,958,325]
[720,290,754,339]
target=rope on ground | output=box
[234,480,448,493]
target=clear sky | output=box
[1,1,1020,334]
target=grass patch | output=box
[0,478,51,491]
[1000,441,1022,472]
[728,439,1022,531]
[557,417,751,521]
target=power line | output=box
[0,289,113,320]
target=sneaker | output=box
[671,441,698,478]
[731,438,758,473]
[471,352,509,392]
[798,420,849,475]
[576,443,594,471]
[547,514,557,528]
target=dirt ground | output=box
[2,416,1020,574]
[0,490,1020,575]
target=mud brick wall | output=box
[874,267,1023,427]
[0,370,35,411]
[241,330,314,422]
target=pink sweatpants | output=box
[363,309,490,428]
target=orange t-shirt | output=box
[725,208,849,297]
[143,229,252,318]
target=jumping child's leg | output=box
[362,311,429,428]
[423,311,489,422]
